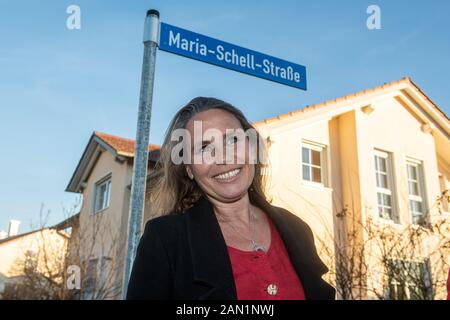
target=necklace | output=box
[218,207,268,253]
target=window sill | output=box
[410,222,431,230]
[300,181,333,192]
[92,206,110,215]
[375,216,432,229]
[375,216,403,228]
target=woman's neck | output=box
[207,193,253,225]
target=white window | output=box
[302,142,325,184]
[387,259,432,300]
[93,175,111,213]
[406,160,426,225]
[374,150,397,222]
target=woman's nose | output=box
[215,146,236,165]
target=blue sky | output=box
[0,0,449,233]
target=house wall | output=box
[256,116,337,279]
[0,230,68,297]
[255,92,450,299]
[75,149,158,299]
[355,96,441,224]
[76,149,130,299]
[354,96,450,299]
[436,155,450,214]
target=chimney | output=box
[8,220,21,237]
[0,231,7,240]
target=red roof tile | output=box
[94,131,160,157]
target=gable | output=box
[66,132,161,193]
[254,78,449,141]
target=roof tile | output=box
[94,131,160,157]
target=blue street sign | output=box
[159,22,307,90]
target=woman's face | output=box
[185,109,255,203]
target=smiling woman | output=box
[126,97,335,300]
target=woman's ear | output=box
[186,165,194,180]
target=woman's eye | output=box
[226,136,239,145]
[201,144,214,153]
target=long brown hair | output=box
[146,97,271,217]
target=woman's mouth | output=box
[213,168,242,182]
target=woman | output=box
[126,97,335,300]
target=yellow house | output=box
[65,77,449,299]
[0,219,72,299]
[65,132,160,299]
[253,77,450,299]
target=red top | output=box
[227,218,306,300]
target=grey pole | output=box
[122,9,160,299]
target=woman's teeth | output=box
[214,168,241,180]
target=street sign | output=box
[159,22,307,90]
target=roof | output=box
[66,132,161,193]
[0,230,37,245]
[253,77,449,126]
[94,131,160,158]
[0,215,77,245]
[52,213,79,230]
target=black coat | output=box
[126,192,336,300]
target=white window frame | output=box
[406,159,426,225]
[374,150,398,223]
[387,258,432,300]
[93,174,112,214]
[301,141,327,187]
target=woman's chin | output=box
[213,186,249,202]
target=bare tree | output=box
[2,204,73,300]
[315,189,450,300]
[66,209,124,300]
[1,198,124,300]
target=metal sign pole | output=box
[122,9,160,299]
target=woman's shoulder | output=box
[142,197,213,241]
[137,213,190,255]
[144,212,187,231]
[141,212,188,244]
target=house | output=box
[65,77,450,299]
[253,77,450,299]
[65,132,160,299]
[0,218,74,299]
